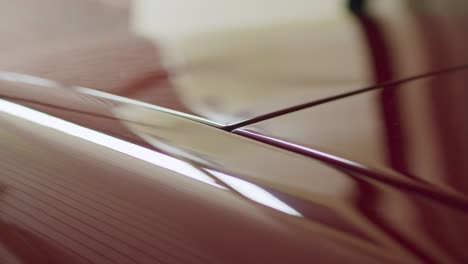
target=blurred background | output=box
[0,0,467,125]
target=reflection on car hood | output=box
[1,74,468,263]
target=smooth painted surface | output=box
[1,77,468,263]
[1,1,468,126]
[236,69,468,208]
[1,1,468,262]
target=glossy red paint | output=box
[1,78,468,263]
[1,1,468,127]
[1,0,468,263]
[235,69,468,211]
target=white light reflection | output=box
[207,169,303,217]
[0,71,60,88]
[0,99,226,189]
[75,87,221,127]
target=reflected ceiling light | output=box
[0,71,60,88]
[0,99,225,189]
[208,169,302,217]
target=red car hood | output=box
[1,71,468,263]
[1,0,468,263]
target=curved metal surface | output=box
[1,0,468,263]
[0,77,468,263]
[235,69,468,214]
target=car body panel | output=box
[1,1,468,127]
[1,1,468,263]
[235,69,468,206]
[1,78,468,263]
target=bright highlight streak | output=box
[0,71,60,88]
[0,99,225,189]
[75,87,221,127]
[208,170,302,217]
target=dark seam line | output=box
[235,130,468,213]
[223,64,468,131]
[2,65,467,133]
